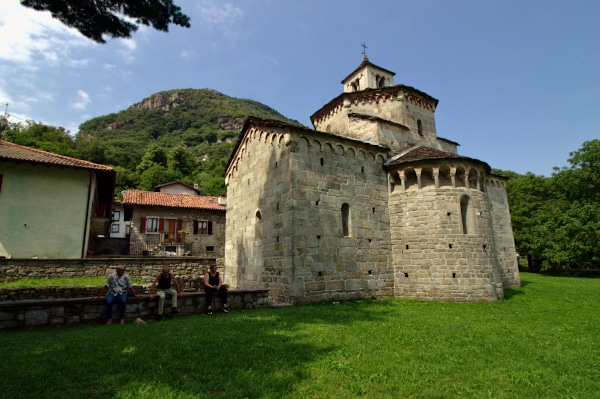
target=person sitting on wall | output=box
[149,267,182,321]
[203,264,229,315]
[92,265,140,325]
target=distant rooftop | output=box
[122,190,226,211]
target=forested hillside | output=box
[2,88,302,196]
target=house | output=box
[0,140,115,259]
[224,56,520,303]
[122,184,226,258]
[108,202,128,239]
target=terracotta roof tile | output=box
[122,190,226,211]
[0,140,114,172]
[385,145,490,171]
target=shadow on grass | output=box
[503,288,524,300]
[541,269,600,278]
[0,300,390,399]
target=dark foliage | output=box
[20,0,190,43]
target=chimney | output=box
[218,195,227,206]
[193,183,199,189]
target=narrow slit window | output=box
[341,203,350,237]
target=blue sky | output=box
[1,0,598,176]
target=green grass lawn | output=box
[0,272,598,399]
[0,277,144,288]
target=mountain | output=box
[74,88,302,197]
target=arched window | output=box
[460,195,476,234]
[341,203,350,237]
[255,210,262,240]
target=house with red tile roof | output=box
[122,184,226,258]
[0,140,115,259]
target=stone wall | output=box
[0,277,206,301]
[0,257,224,284]
[390,185,503,302]
[226,126,396,303]
[486,176,521,288]
[0,288,270,329]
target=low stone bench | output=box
[0,289,269,329]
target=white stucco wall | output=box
[0,161,94,259]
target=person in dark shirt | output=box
[203,264,229,315]
[149,267,182,321]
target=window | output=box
[111,224,120,233]
[112,210,121,222]
[0,174,3,194]
[194,220,213,235]
[255,211,262,240]
[460,195,476,234]
[146,217,159,233]
[417,119,423,136]
[341,203,350,237]
[205,246,215,252]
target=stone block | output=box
[24,309,48,326]
[0,311,14,321]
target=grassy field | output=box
[0,276,144,288]
[0,272,598,399]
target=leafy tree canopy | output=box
[506,139,600,271]
[20,0,191,43]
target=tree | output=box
[507,172,553,270]
[168,145,193,176]
[20,0,191,43]
[507,140,600,271]
[545,139,600,268]
[113,166,139,200]
[3,120,80,158]
[138,164,177,191]
[136,143,168,173]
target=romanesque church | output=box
[224,56,520,303]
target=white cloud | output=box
[103,63,117,70]
[0,0,91,66]
[116,37,137,63]
[180,50,197,60]
[196,0,244,39]
[71,90,91,110]
[67,58,90,67]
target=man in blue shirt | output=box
[93,265,140,325]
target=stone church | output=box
[224,56,520,303]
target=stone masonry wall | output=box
[390,187,504,302]
[0,257,224,284]
[486,177,521,288]
[226,126,395,304]
[0,289,269,329]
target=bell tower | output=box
[341,55,395,93]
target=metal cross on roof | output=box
[361,42,368,55]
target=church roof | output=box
[122,190,226,211]
[385,145,490,171]
[226,116,389,173]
